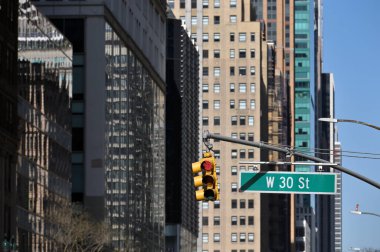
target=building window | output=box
[231,149,238,159]
[214,83,220,93]
[230,100,235,109]
[239,49,246,58]
[202,117,209,126]
[230,0,237,7]
[230,83,235,92]
[231,116,237,125]
[240,233,246,242]
[250,32,255,41]
[248,233,254,242]
[214,150,220,159]
[214,216,220,225]
[248,133,254,141]
[203,33,209,42]
[168,0,175,8]
[214,16,220,24]
[250,83,256,93]
[231,166,237,175]
[239,83,246,93]
[203,16,209,25]
[240,149,246,159]
[191,33,197,42]
[180,0,185,8]
[250,49,255,58]
[250,99,255,109]
[231,132,237,138]
[230,66,235,76]
[248,216,254,225]
[240,216,246,225]
[248,149,254,159]
[214,67,221,77]
[230,15,237,23]
[202,233,209,243]
[240,165,246,171]
[180,16,186,24]
[230,32,235,41]
[230,49,235,58]
[216,166,220,175]
[214,49,220,58]
[203,50,209,58]
[214,33,220,42]
[231,233,237,242]
[203,100,209,109]
[248,116,254,126]
[191,16,197,25]
[203,0,209,8]
[239,116,246,125]
[214,100,220,109]
[239,100,247,109]
[248,199,254,208]
[214,0,220,8]
[231,216,237,225]
[202,84,209,92]
[214,200,220,208]
[202,202,211,211]
[240,199,246,208]
[232,199,237,208]
[239,32,246,42]
[250,66,256,75]
[231,183,237,192]
[203,67,209,76]
[239,67,247,76]
[214,116,220,126]
[203,217,209,226]
[214,233,221,242]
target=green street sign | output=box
[239,171,337,194]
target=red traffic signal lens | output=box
[201,160,213,171]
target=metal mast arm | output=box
[204,131,380,190]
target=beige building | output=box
[169,0,292,251]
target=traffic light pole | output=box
[203,131,380,190]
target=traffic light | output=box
[192,152,219,201]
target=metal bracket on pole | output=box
[203,130,213,152]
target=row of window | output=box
[202,83,256,93]
[203,99,255,110]
[203,250,254,252]
[172,0,237,9]
[196,15,240,25]
[203,66,256,77]
[202,215,254,226]
[203,48,255,59]
[195,32,255,43]
[202,232,255,243]
[202,116,254,126]
[202,199,254,209]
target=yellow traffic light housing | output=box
[192,152,219,201]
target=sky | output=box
[323,0,380,251]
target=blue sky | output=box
[323,0,380,250]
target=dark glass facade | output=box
[17,1,72,250]
[165,18,199,251]
[105,23,165,251]
[0,0,18,247]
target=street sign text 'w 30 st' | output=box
[239,171,337,194]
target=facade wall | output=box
[0,0,18,249]
[17,1,73,250]
[32,1,167,251]
[166,18,199,252]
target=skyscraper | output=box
[32,1,167,250]
[169,0,291,251]
[165,16,200,251]
[17,2,73,250]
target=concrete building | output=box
[17,1,73,250]
[165,16,200,251]
[32,1,167,250]
[0,0,18,248]
[169,0,292,251]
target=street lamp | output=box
[318,118,380,131]
[351,204,380,218]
